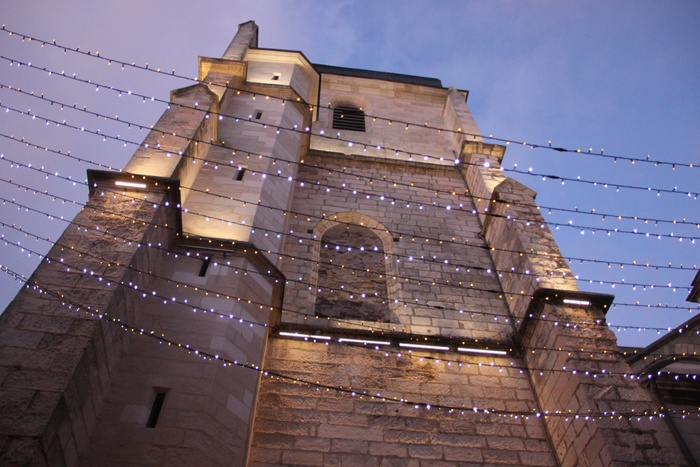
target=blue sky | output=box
[0,1,698,347]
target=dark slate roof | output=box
[313,64,443,89]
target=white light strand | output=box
[1,78,697,204]
[1,30,696,170]
[0,263,697,422]
[0,218,692,347]
[1,170,696,304]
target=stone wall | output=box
[280,151,514,342]
[0,181,176,465]
[80,242,280,466]
[518,295,689,466]
[249,337,556,466]
[627,315,700,465]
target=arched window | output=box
[315,224,389,321]
[332,105,366,132]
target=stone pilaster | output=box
[222,21,259,61]
[518,290,689,466]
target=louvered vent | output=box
[332,105,366,132]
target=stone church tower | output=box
[0,21,692,466]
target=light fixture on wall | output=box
[457,347,508,356]
[115,180,147,189]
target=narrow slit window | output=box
[146,391,167,428]
[198,257,210,277]
[255,111,263,120]
[332,105,366,132]
[271,73,280,81]
[235,168,246,181]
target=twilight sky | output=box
[0,1,698,347]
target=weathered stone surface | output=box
[249,337,555,465]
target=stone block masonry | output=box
[517,294,689,466]
[460,141,690,465]
[0,181,178,465]
[249,337,557,466]
[80,247,278,466]
[280,151,514,343]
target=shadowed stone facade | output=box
[0,20,694,466]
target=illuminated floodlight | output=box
[563,299,591,306]
[338,338,391,346]
[278,331,331,340]
[398,343,450,351]
[115,180,147,189]
[457,347,508,356]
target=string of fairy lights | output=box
[1,49,686,247]
[1,138,694,297]
[1,59,698,204]
[3,233,685,376]
[3,205,697,384]
[0,39,694,300]
[0,51,692,324]
[1,179,693,340]
[0,178,696,384]
[0,130,693,275]
[0,227,673,358]
[1,27,696,258]
[1,156,696,305]
[1,24,697,398]
[0,166,692,356]
[0,131,695,286]
[0,252,696,387]
[2,24,698,170]
[0,236,647,377]
[1,189,692,338]
[2,213,700,388]
[0,148,696,320]
[1,79,699,238]
[0,93,697,255]
[1,262,698,423]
